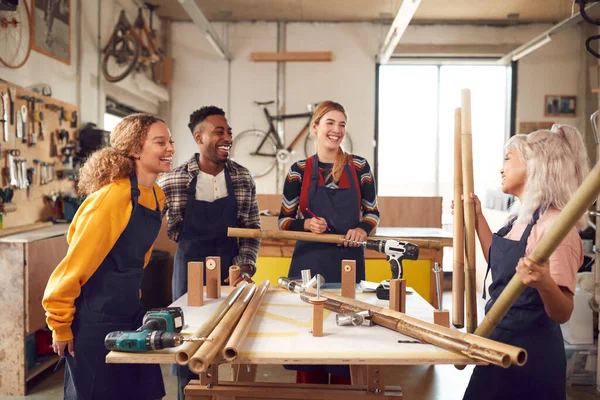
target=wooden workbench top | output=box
[0,223,69,243]
[106,287,479,366]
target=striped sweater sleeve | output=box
[354,156,380,235]
[278,161,306,231]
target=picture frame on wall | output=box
[32,0,71,65]
[544,95,576,117]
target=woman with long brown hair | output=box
[42,113,174,399]
[278,101,380,384]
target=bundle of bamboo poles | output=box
[174,279,271,374]
[228,227,442,250]
[295,287,526,368]
[452,89,477,333]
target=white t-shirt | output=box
[195,169,228,202]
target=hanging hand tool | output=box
[26,167,34,200]
[1,92,8,142]
[8,86,16,125]
[16,106,23,140]
[19,105,27,144]
[7,150,19,188]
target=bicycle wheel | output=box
[230,129,278,178]
[303,131,353,158]
[0,0,32,68]
[102,35,140,83]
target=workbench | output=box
[253,227,453,309]
[0,224,69,396]
[107,286,479,399]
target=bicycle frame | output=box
[261,106,312,152]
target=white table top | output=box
[0,224,69,243]
[107,287,479,366]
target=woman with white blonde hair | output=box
[460,124,589,400]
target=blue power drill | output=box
[104,307,188,352]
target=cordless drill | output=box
[105,307,188,353]
[363,239,419,300]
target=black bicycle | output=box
[230,101,353,178]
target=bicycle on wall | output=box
[0,0,32,68]
[101,2,164,83]
[230,101,353,178]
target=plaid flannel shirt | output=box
[157,155,261,274]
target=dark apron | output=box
[288,154,365,283]
[285,154,363,377]
[463,211,566,400]
[172,166,239,400]
[64,175,165,400]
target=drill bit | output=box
[182,336,213,342]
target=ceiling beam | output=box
[499,1,600,63]
[377,0,423,64]
[177,0,232,61]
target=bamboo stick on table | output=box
[461,89,477,333]
[0,221,53,238]
[189,284,257,374]
[296,288,525,368]
[453,107,465,329]
[223,280,270,361]
[227,227,442,250]
[475,160,600,338]
[175,282,249,365]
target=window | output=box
[104,113,122,132]
[377,62,511,224]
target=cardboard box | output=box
[261,215,280,231]
[257,194,282,216]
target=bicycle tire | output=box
[102,35,140,83]
[0,0,32,69]
[230,129,278,178]
[303,131,353,158]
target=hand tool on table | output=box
[104,307,212,353]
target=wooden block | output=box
[229,265,241,286]
[188,262,204,306]
[433,309,450,328]
[389,279,406,313]
[206,256,221,299]
[341,259,356,299]
[308,297,327,337]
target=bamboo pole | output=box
[175,282,248,365]
[0,221,54,238]
[223,280,270,362]
[461,89,478,333]
[453,107,465,329]
[189,284,257,374]
[297,288,525,368]
[475,160,600,338]
[227,227,442,250]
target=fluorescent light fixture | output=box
[511,35,552,61]
[377,0,423,64]
[178,0,232,60]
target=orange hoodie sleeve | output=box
[42,180,165,342]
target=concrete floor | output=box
[3,290,600,399]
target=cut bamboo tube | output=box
[341,259,356,299]
[229,265,241,286]
[189,284,257,374]
[475,160,600,338]
[175,282,248,365]
[461,89,477,333]
[223,280,270,362]
[0,221,53,238]
[301,289,525,368]
[228,227,442,250]
[453,107,465,329]
[206,256,221,299]
[188,262,204,306]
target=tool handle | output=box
[389,257,402,279]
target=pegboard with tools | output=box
[0,82,78,229]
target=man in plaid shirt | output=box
[158,106,261,400]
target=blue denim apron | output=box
[172,165,239,400]
[64,175,165,400]
[285,154,364,378]
[463,211,566,400]
[288,154,365,283]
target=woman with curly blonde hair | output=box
[43,113,174,400]
[462,124,589,400]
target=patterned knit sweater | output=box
[278,155,380,234]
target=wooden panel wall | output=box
[0,83,78,229]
